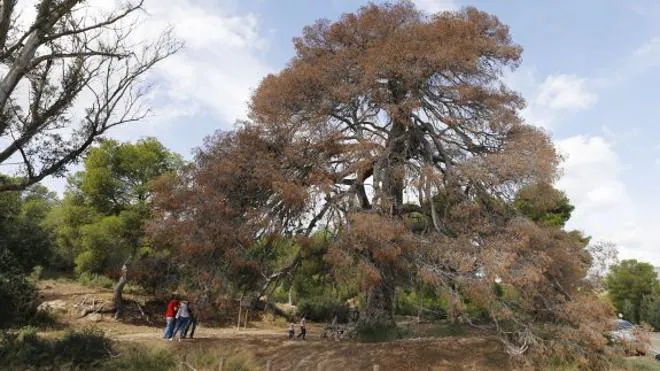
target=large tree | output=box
[248,1,557,327]
[0,0,179,192]
[151,2,614,365]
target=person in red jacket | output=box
[163,296,179,339]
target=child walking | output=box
[288,321,295,340]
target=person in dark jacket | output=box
[182,302,197,339]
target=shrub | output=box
[297,297,349,322]
[54,328,111,367]
[0,327,111,369]
[0,249,40,328]
[355,323,411,342]
[29,265,44,282]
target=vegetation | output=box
[0,1,657,369]
[0,327,258,371]
[605,259,660,324]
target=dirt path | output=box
[37,279,512,370]
[109,324,510,371]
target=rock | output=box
[86,313,103,322]
[38,299,67,313]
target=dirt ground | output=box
[37,279,514,371]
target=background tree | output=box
[0,178,55,328]
[0,0,180,193]
[51,138,181,275]
[0,179,57,272]
[605,259,660,323]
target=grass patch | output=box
[181,346,259,371]
[78,272,115,289]
[103,345,176,371]
[622,357,660,371]
[0,327,260,370]
[356,323,411,342]
[425,322,467,338]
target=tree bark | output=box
[360,278,396,328]
[113,263,128,319]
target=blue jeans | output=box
[172,317,190,338]
[163,317,176,339]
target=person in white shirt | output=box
[171,300,191,341]
[296,315,307,340]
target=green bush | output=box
[0,249,40,328]
[297,297,349,322]
[0,327,111,369]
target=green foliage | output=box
[297,297,349,322]
[0,250,40,328]
[0,182,56,273]
[514,183,574,227]
[395,286,447,319]
[640,292,660,331]
[79,138,183,215]
[605,259,660,323]
[0,327,111,369]
[49,138,182,277]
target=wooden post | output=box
[266,359,272,371]
[218,357,225,371]
[244,307,249,329]
[373,365,380,371]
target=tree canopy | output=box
[52,137,181,275]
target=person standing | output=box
[288,321,295,340]
[172,300,191,341]
[296,315,307,340]
[163,296,179,339]
[182,302,197,339]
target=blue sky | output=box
[38,0,660,265]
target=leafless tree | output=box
[0,0,181,192]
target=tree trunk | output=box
[288,286,293,306]
[113,264,128,319]
[360,279,396,328]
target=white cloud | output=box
[536,74,598,110]
[412,0,457,14]
[555,135,660,265]
[135,0,273,125]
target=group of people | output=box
[163,296,197,341]
[288,315,307,340]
